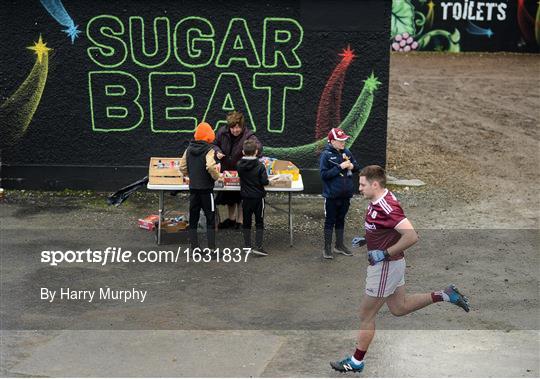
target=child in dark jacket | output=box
[236,139,269,256]
[179,122,221,251]
[320,128,361,259]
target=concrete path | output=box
[3,330,538,377]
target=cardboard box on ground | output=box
[138,211,188,233]
[161,211,188,233]
[138,215,160,231]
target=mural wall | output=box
[391,0,540,52]
[0,0,391,191]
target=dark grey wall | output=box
[1,0,391,192]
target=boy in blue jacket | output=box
[320,128,361,259]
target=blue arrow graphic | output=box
[40,0,81,43]
[466,21,494,38]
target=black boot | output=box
[323,228,333,259]
[334,229,353,256]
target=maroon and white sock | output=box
[431,290,450,303]
[352,349,366,364]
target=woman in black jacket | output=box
[213,111,262,228]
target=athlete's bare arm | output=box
[386,218,419,257]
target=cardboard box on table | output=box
[271,160,300,181]
[268,174,293,188]
[222,170,240,186]
[148,157,184,185]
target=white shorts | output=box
[365,258,406,298]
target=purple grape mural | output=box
[391,32,419,52]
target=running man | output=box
[330,165,470,373]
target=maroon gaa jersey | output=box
[364,189,407,261]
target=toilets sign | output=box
[440,1,508,21]
[86,15,304,134]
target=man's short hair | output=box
[226,111,245,129]
[359,165,386,188]
[243,139,257,156]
